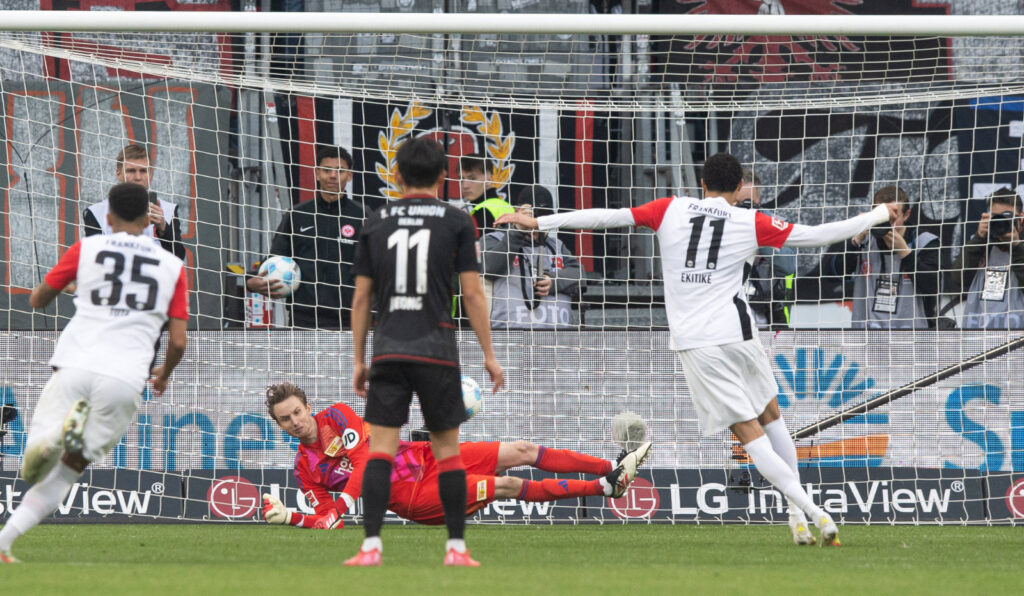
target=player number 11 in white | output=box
[387,228,430,295]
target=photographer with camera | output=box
[824,186,940,329]
[947,188,1024,329]
[481,186,582,329]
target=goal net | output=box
[1,7,1022,526]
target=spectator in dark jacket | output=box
[247,146,365,329]
[83,144,186,260]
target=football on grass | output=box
[462,376,483,419]
[258,256,301,296]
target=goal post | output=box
[1,10,1022,525]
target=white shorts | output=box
[26,367,141,463]
[677,338,778,436]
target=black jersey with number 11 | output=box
[353,196,479,366]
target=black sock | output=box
[438,469,467,540]
[361,457,393,539]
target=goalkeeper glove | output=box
[262,494,289,525]
[312,510,344,530]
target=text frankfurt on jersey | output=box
[680,272,713,284]
[687,204,732,219]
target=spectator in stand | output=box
[458,154,514,236]
[481,186,582,329]
[738,169,797,329]
[246,146,365,329]
[83,144,186,260]
[824,186,940,329]
[947,188,1024,329]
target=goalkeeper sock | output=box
[361,453,393,541]
[0,462,79,552]
[518,477,602,500]
[437,455,467,541]
[743,435,825,521]
[533,446,613,475]
[762,417,806,519]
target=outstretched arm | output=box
[497,208,637,232]
[781,204,894,249]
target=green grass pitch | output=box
[2,524,1020,595]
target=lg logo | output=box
[1006,478,1024,518]
[608,477,660,519]
[207,476,259,519]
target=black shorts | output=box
[364,361,465,431]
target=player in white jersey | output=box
[0,183,188,563]
[498,153,899,547]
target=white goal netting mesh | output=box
[1,6,1022,525]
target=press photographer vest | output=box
[963,245,1024,329]
[851,232,936,329]
[487,232,574,329]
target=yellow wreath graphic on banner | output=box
[461,106,515,194]
[376,102,432,199]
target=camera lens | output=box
[988,211,1014,238]
[870,224,889,239]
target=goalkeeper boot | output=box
[607,441,653,498]
[0,550,19,564]
[789,512,816,546]
[62,399,91,457]
[444,548,480,567]
[21,442,60,485]
[343,548,381,567]
[814,513,840,547]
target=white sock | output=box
[360,536,382,553]
[598,476,613,496]
[762,418,806,520]
[0,463,80,552]
[744,435,825,521]
[445,538,467,554]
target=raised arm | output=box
[781,204,894,248]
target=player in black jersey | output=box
[345,137,504,568]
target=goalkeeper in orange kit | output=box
[260,383,652,529]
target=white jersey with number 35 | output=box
[44,232,188,392]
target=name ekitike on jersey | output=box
[680,272,713,285]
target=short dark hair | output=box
[701,153,743,194]
[396,137,447,189]
[989,188,1023,212]
[872,186,911,213]
[265,382,307,419]
[458,153,488,176]
[107,182,150,221]
[316,146,352,170]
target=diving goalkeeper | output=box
[260,383,652,529]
